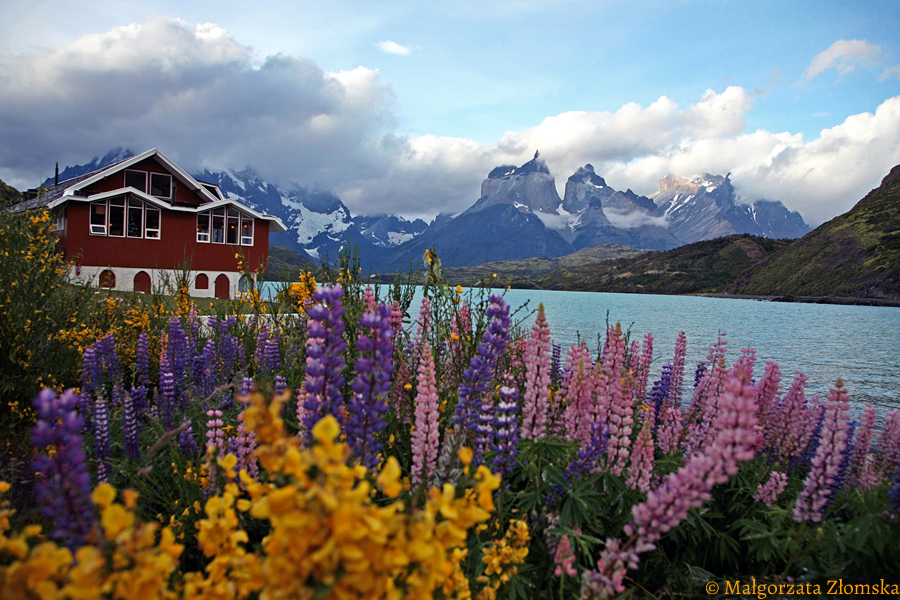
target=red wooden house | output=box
[30,148,285,299]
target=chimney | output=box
[55,163,59,186]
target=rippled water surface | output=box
[263,283,900,413]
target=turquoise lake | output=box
[261,283,900,416]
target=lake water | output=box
[261,283,900,416]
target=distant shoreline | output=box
[698,293,900,308]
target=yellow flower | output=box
[455,285,463,294]
[377,456,403,498]
[458,447,474,466]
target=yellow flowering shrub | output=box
[277,270,317,312]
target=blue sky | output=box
[2,0,899,225]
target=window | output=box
[145,206,160,239]
[90,202,106,235]
[127,199,143,238]
[212,208,225,243]
[240,215,254,245]
[198,207,255,245]
[227,208,239,245]
[150,173,172,199]
[125,170,147,193]
[108,197,125,237]
[197,212,210,242]
[51,208,66,233]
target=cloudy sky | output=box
[1,0,899,226]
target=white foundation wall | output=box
[67,265,243,299]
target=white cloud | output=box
[377,40,411,55]
[879,64,900,81]
[2,19,899,229]
[803,39,886,82]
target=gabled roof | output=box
[50,148,221,207]
[37,148,286,232]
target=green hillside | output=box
[730,166,900,299]
[264,245,317,281]
[442,244,647,287]
[534,234,792,294]
[0,178,21,206]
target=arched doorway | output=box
[133,271,151,293]
[99,269,116,289]
[214,274,230,299]
[195,273,209,290]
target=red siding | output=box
[66,202,270,272]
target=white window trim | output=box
[150,172,173,199]
[124,169,148,194]
[240,214,254,246]
[197,211,210,243]
[145,205,161,240]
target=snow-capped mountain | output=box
[355,214,429,248]
[651,174,810,243]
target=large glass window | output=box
[150,173,172,199]
[197,212,210,242]
[227,208,239,245]
[240,215,254,245]
[124,170,147,193]
[108,197,125,237]
[145,207,160,239]
[127,199,143,238]
[90,202,106,235]
[212,208,225,243]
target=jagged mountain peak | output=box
[568,164,608,188]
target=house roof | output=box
[27,148,285,232]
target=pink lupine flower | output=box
[877,409,900,477]
[363,285,376,312]
[205,408,226,453]
[563,341,593,391]
[764,370,810,462]
[389,300,403,337]
[669,332,687,410]
[563,358,601,449]
[755,360,781,429]
[656,406,683,455]
[585,373,759,598]
[626,420,654,492]
[603,369,634,477]
[754,470,788,507]
[411,342,440,486]
[732,347,756,381]
[850,404,877,481]
[553,535,577,577]
[793,379,851,523]
[521,303,552,441]
[631,333,653,404]
[415,296,432,345]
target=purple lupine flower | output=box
[303,285,348,434]
[794,398,825,474]
[234,409,259,481]
[347,303,394,469]
[274,375,287,396]
[179,418,200,457]
[586,373,759,596]
[93,394,110,483]
[550,342,562,386]
[195,339,217,399]
[241,376,254,396]
[647,365,672,434]
[167,317,190,406]
[136,332,150,388]
[97,333,121,384]
[754,470,788,507]
[548,423,608,506]
[412,341,440,486]
[888,459,900,514]
[131,384,148,419]
[626,420,654,492]
[793,379,851,523]
[492,379,520,476]
[829,419,857,505]
[158,356,177,430]
[850,404,877,482]
[521,303,552,441]
[454,295,510,449]
[31,388,97,551]
[123,388,139,460]
[254,323,270,370]
[669,332,687,410]
[264,328,281,372]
